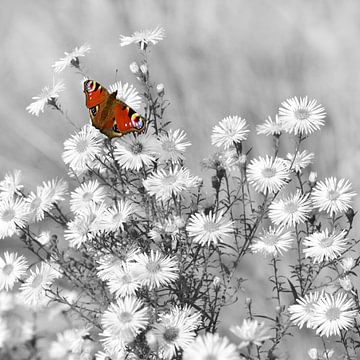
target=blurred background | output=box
[2,0,360,358]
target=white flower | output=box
[341,257,355,273]
[120,26,165,50]
[0,197,28,239]
[339,276,352,291]
[278,96,326,135]
[251,227,294,257]
[37,231,52,245]
[230,319,271,349]
[269,191,312,228]
[247,155,289,194]
[183,333,241,360]
[108,81,142,110]
[151,305,201,359]
[62,124,104,175]
[130,250,178,289]
[256,115,284,136]
[286,150,314,173]
[0,252,28,291]
[52,44,91,72]
[101,297,149,351]
[311,177,356,215]
[107,264,141,298]
[311,292,357,337]
[41,178,68,203]
[211,116,249,150]
[186,211,234,246]
[288,291,323,329]
[70,179,108,215]
[158,129,191,163]
[99,200,137,232]
[303,229,348,263]
[19,262,61,308]
[143,166,201,202]
[113,133,159,171]
[0,170,23,200]
[26,80,65,116]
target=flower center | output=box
[162,175,177,186]
[163,327,179,343]
[261,167,276,179]
[119,311,133,323]
[2,264,13,276]
[75,139,89,154]
[294,109,310,121]
[121,274,132,284]
[204,356,218,360]
[30,197,42,210]
[284,201,298,214]
[146,260,161,274]
[328,190,339,201]
[305,302,316,314]
[82,192,93,202]
[264,234,278,246]
[203,221,219,233]
[325,307,340,321]
[319,236,334,248]
[2,209,15,222]
[131,142,143,155]
[32,274,44,288]
[162,140,176,153]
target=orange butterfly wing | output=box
[83,80,146,139]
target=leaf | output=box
[287,278,298,302]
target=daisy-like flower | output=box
[256,115,284,136]
[311,292,357,337]
[247,155,289,194]
[251,226,294,257]
[65,203,106,248]
[19,262,61,308]
[311,177,356,215]
[143,166,201,202]
[278,96,326,136]
[0,252,28,291]
[107,264,141,298]
[0,197,28,239]
[211,116,250,150]
[288,291,323,329]
[120,26,165,50]
[303,229,348,263]
[101,297,149,349]
[41,178,68,203]
[70,179,108,215]
[113,132,159,171]
[99,200,136,232]
[49,326,91,358]
[108,81,142,110]
[151,305,201,359]
[183,333,241,360]
[25,184,56,222]
[157,129,192,163]
[0,170,23,200]
[286,150,314,173]
[186,211,234,246]
[52,44,91,73]
[97,249,140,281]
[36,230,52,246]
[95,349,127,360]
[269,191,312,228]
[130,250,178,289]
[63,124,104,175]
[26,80,65,116]
[230,319,271,349]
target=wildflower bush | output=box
[1,27,360,360]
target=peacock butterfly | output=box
[83,80,146,139]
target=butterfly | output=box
[83,80,146,139]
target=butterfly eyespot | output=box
[85,80,95,92]
[112,124,120,133]
[90,106,97,116]
[131,114,144,129]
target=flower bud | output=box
[245,297,252,306]
[308,171,317,186]
[156,83,165,96]
[129,62,139,74]
[339,276,352,291]
[140,63,148,75]
[341,257,355,272]
[174,216,186,229]
[213,276,221,289]
[211,175,221,191]
[307,348,318,360]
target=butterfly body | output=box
[83,80,146,139]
